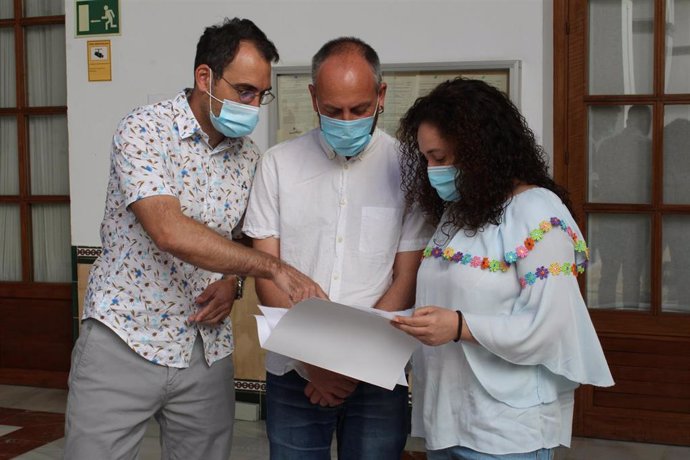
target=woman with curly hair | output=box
[392,78,613,460]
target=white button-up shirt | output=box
[83,90,260,367]
[243,128,432,376]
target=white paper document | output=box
[254,299,420,390]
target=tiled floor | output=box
[1,384,689,459]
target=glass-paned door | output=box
[0,1,69,282]
[557,0,690,445]
[0,0,72,384]
[662,105,690,313]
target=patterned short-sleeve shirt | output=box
[83,89,260,367]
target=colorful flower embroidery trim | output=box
[519,260,587,288]
[422,217,589,277]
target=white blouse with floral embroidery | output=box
[411,187,614,454]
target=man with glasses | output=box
[244,37,432,459]
[65,18,325,460]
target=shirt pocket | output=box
[359,206,402,256]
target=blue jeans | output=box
[427,446,554,460]
[266,370,408,460]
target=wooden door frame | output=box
[553,0,569,192]
[553,0,690,445]
[554,0,690,334]
[0,0,71,389]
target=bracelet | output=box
[453,310,463,342]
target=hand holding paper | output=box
[254,299,419,390]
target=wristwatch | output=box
[234,275,245,300]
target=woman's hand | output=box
[391,306,460,346]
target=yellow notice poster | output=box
[87,40,112,81]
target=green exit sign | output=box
[76,0,120,37]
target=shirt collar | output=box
[172,89,203,140]
[174,89,238,154]
[317,128,382,163]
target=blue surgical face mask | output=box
[428,165,460,202]
[318,101,378,157]
[207,75,259,138]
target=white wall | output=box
[67,0,553,246]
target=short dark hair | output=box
[311,37,381,86]
[194,17,279,81]
[397,78,572,232]
[626,105,652,133]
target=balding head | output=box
[311,37,381,87]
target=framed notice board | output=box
[269,60,521,147]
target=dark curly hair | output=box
[397,78,571,233]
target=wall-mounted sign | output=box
[87,40,112,81]
[76,0,120,37]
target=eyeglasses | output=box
[219,75,275,105]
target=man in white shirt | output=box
[243,37,432,460]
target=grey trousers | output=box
[64,319,235,460]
